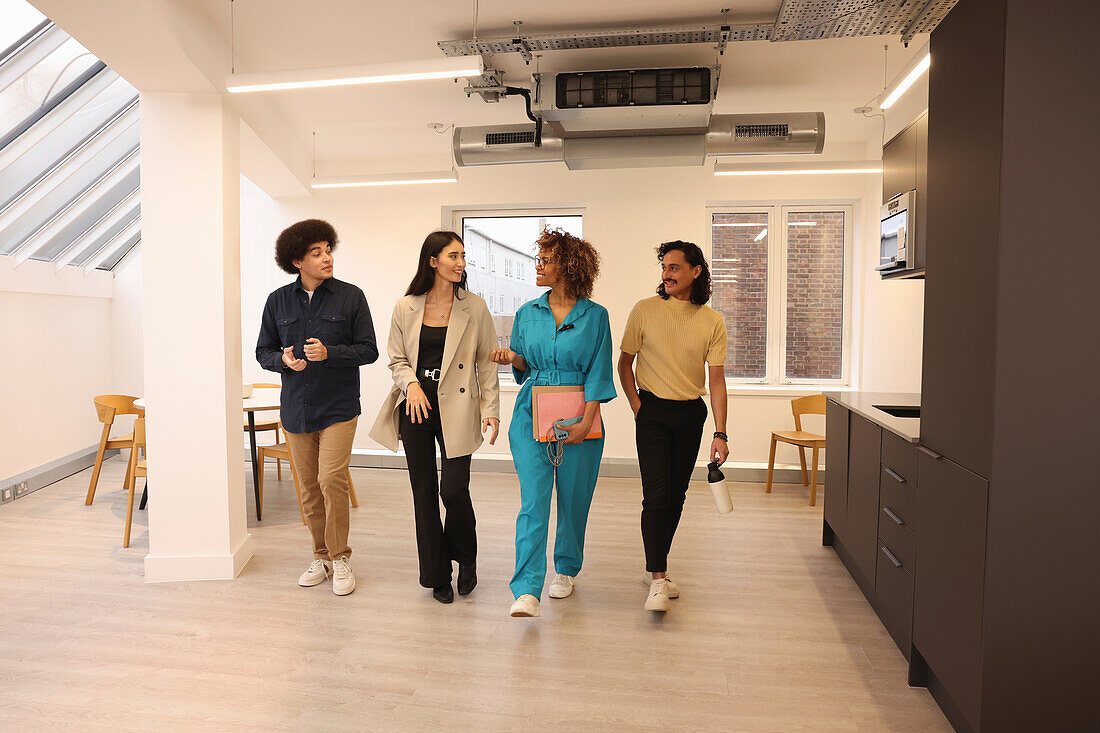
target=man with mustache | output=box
[617,240,729,613]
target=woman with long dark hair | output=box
[370,231,500,604]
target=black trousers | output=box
[399,380,475,588]
[636,390,708,573]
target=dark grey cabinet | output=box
[823,399,849,541]
[913,112,928,270]
[883,121,918,204]
[881,112,927,279]
[846,414,882,585]
[913,452,989,732]
[874,431,919,659]
[920,0,1003,480]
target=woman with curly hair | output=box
[490,229,616,618]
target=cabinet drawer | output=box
[880,465,917,530]
[879,513,917,571]
[875,544,915,657]
[881,430,918,484]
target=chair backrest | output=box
[93,395,142,424]
[250,382,280,388]
[133,417,146,448]
[792,394,826,431]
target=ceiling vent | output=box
[454,113,824,169]
[533,67,716,138]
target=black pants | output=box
[636,390,708,573]
[399,380,475,588]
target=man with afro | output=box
[256,219,378,596]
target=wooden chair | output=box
[257,437,359,524]
[123,416,148,548]
[765,394,827,506]
[86,395,144,506]
[246,382,285,479]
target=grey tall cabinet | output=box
[911,0,1098,730]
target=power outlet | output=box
[0,486,13,503]
[13,481,30,498]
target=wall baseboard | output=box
[246,447,815,485]
[1,445,117,505]
[144,532,254,583]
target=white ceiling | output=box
[33,0,929,177]
[213,1,923,170]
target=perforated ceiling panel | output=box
[772,0,959,41]
[438,1,958,58]
[438,23,774,57]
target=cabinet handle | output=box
[917,445,942,460]
[882,506,905,526]
[884,466,906,484]
[881,545,903,568]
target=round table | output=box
[134,387,281,520]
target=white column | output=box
[139,92,252,582]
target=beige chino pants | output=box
[284,416,357,561]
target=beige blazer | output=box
[369,290,500,458]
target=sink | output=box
[873,404,921,419]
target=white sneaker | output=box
[642,572,680,599]
[548,573,575,599]
[645,579,672,612]
[298,559,331,587]
[332,557,356,596]
[509,594,540,617]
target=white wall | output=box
[0,253,148,481]
[0,287,112,479]
[110,246,144,396]
[239,162,925,469]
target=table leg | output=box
[248,411,261,521]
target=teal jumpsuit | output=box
[507,293,616,600]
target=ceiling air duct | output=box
[453,113,825,170]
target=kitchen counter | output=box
[823,391,921,443]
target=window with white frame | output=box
[454,209,583,379]
[709,205,852,385]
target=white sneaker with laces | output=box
[332,557,356,596]
[298,559,331,587]
[548,573,575,599]
[642,572,680,599]
[509,594,541,617]
[645,578,672,612]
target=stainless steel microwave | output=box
[878,191,916,273]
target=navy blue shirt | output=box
[256,276,378,434]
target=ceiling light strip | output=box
[311,171,458,189]
[714,160,882,176]
[226,56,483,94]
[880,52,931,109]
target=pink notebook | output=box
[532,385,603,442]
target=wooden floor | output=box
[0,456,950,732]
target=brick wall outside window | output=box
[785,211,845,380]
[711,208,847,383]
[711,213,769,379]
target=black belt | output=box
[419,368,441,382]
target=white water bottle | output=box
[708,461,733,514]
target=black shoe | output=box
[457,563,477,595]
[433,584,454,604]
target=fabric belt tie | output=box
[527,368,586,385]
